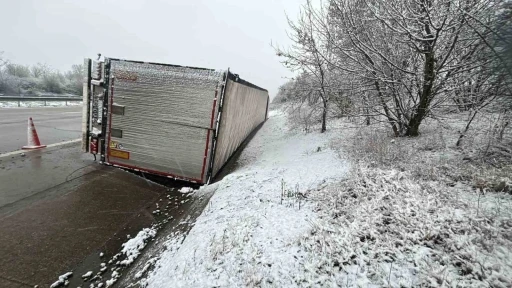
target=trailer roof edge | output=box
[226,71,268,93]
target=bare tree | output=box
[64,64,84,95]
[274,1,333,133]
[30,63,51,78]
[278,0,510,137]
[6,63,30,78]
[330,0,504,136]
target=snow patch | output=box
[178,187,194,194]
[105,270,120,287]
[119,227,156,266]
[135,258,158,279]
[92,128,101,135]
[50,271,72,288]
[81,271,93,279]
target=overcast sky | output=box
[0,0,302,97]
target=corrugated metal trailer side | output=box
[210,72,269,176]
[103,59,223,183]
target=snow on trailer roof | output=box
[109,60,223,83]
[106,57,217,72]
[105,57,268,92]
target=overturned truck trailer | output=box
[82,58,269,184]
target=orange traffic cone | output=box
[22,117,46,149]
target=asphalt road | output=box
[0,106,82,154]
[0,144,173,287]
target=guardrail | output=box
[0,96,82,107]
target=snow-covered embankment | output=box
[139,108,349,287]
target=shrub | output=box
[41,73,63,94]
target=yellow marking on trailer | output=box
[110,149,130,160]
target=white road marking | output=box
[0,138,81,158]
[60,112,82,114]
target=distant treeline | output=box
[0,52,83,96]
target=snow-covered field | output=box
[127,107,511,287]
[0,100,82,108]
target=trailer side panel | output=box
[106,60,222,182]
[211,74,269,176]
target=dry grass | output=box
[300,166,512,287]
[333,113,512,193]
[292,112,512,287]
